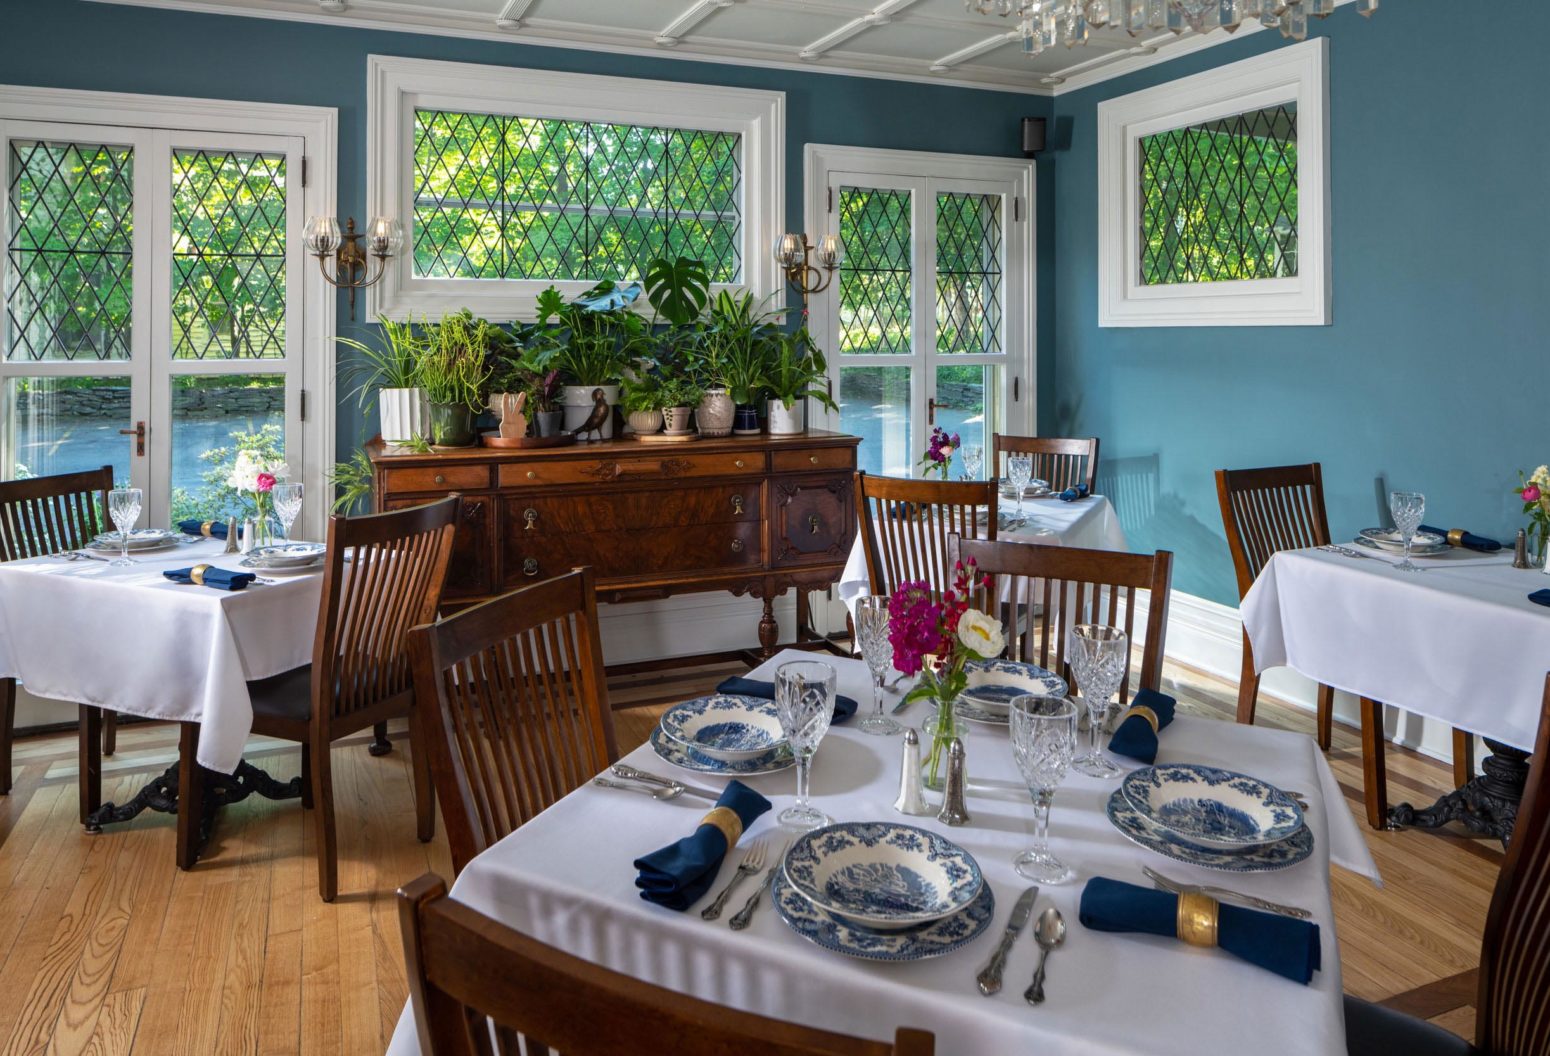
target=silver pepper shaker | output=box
[240,518,255,554]
[937,738,971,826]
[893,728,933,816]
[1513,529,1531,569]
[223,517,240,555]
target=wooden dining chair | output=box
[408,567,618,875]
[234,496,458,900]
[398,872,936,1056]
[1343,673,1550,1056]
[854,472,998,598]
[952,537,1172,706]
[0,465,118,801]
[992,434,1100,494]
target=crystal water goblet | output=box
[774,660,837,830]
[272,482,304,542]
[1010,695,1078,883]
[1390,490,1426,572]
[854,596,902,736]
[961,445,984,482]
[1068,624,1128,779]
[1007,454,1034,513]
[106,487,142,567]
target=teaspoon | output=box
[1024,907,1066,1005]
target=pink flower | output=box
[255,472,276,493]
[1524,484,1541,502]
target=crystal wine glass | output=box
[106,487,142,567]
[1389,490,1426,572]
[854,596,902,736]
[272,482,304,543]
[1068,624,1128,779]
[1010,695,1078,883]
[774,659,837,830]
[1007,454,1034,514]
[961,445,984,482]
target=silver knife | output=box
[608,763,720,801]
[976,886,1039,995]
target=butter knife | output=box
[976,886,1039,995]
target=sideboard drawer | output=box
[771,447,854,474]
[504,521,762,585]
[505,486,760,536]
[498,451,766,488]
[381,464,492,495]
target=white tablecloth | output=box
[837,495,1128,617]
[0,538,320,772]
[387,649,1375,1056]
[1241,546,1550,751]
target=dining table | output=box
[1241,542,1549,841]
[386,648,1376,1056]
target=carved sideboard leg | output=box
[758,596,779,659]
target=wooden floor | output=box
[0,658,1495,1055]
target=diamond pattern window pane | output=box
[5,140,134,362]
[838,187,912,356]
[936,193,1002,356]
[412,109,742,284]
[1140,103,1298,285]
[170,150,287,360]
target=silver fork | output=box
[729,842,788,930]
[701,840,768,921]
[1317,544,1371,560]
[1143,866,1312,920]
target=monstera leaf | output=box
[643,256,711,326]
[572,279,643,313]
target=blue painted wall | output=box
[1049,1,1550,604]
[0,0,1050,453]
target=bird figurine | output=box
[570,387,611,441]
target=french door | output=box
[1,119,306,530]
[806,147,1036,479]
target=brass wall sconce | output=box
[304,215,404,321]
[774,233,845,306]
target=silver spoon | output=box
[1024,907,1066,1005]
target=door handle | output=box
[928,397,953,426]
[118,421,146,457]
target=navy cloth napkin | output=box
[715,676,858,724]
[178,518,230,539]
[1059,483,1091,502]
[1107,688,1177,764]
[1419,524,1501,553]
[633,780,772,911]
[1529,590,1550,608]
[163,565,256,591]
[1079,877,1321,984]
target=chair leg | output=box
[311,739,337,902]
[1359,698,1389,830]
[1451,729,1475,789]
[175,722,204,870]
[1235,631,1261,726]
[410,710,435,844]
[1315,683,1334,752]
[1,677,14,796]
[299,743,314,810]
[369,721,392,756]
[79,704,103,825]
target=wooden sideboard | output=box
[367,431,860,656]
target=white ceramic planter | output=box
[626,409,663,435]
[561,384,620,440]
[696,388,734,437]
[378,387,430,445]
[663,406,694,433]
[766,397,806,436]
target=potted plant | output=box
[660,376,704,434]
[765,326,838,435]
[525,364,564,436]
[419,311,494,446]
[620,373,666,435]
[694,290,778,437]
[529,282,643,439]
[337,316,428,445]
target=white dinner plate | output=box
[1352,535,1449,557]
[1356,527,1447,552]
[88,528,183,553]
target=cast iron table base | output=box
[1388,738,1530,846]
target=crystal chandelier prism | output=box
[967,0,1377,55]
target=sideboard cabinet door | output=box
[771,475,854,567]
[387,493,494,600]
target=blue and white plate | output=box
[647,725,793,776]
[88,528,183,553]
[960,659,1068,714]
[783,822,983,930]
[659,694,787,762]
[1121,763,1305,849]
[772,868,994,961]
[246,542,328,568]
[954,698,1009,726]
[1106,789,1313,872]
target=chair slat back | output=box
[1215,464,1331,599]
[312,497,459,729]
[952,537,1172,706]
[992,435,1100,494]
[0,465,113,561]
[1476,675,1550,1056]
[397,873,935,1056]
[409,568,617,873]
[855,472,997,597]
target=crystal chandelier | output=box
[967,0,1377,55]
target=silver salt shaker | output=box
[223,516,240,555]
[893,728,932,816]
[240,518,256,554]
[937,738,971,826]
[1513,528,1531,569]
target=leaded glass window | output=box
[411,109,742,284]
[935,192,1002,356]
[837,187,912,356]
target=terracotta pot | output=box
[766,397,806,436]
[663,406,694,433]
[696,388,734,437]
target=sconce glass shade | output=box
[773,233,806,269]
[815,233,845,269]
[304,215,341,256]
[368,216,405,257]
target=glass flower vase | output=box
[922,690,962,792]
[249,494,276,549]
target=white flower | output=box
[1532,465,1550,488]
[957,609,1005,659]
[226,451,290,493]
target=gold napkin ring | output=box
[699,806,743,847]
[1176,891,1220,947]
[1447,529,1465,547]
[1119,704,1160,734]
[189,564,210,587]
[200,520,215,537]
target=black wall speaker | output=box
[1021,117,1047,157]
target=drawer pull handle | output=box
[522,558,540,577]
[523,507,538,530]
[809,455,819,464]
[730,539,744,554]
[809,514,822,535]
[527,471,537,480]
[434,474,446,484]
[731,495,745,515]
[735,459,746,469]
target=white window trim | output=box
[1097,38,1329,328]
[365,55,785,323]
[0,83,338,540]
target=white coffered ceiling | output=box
[89,0,1324,95]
